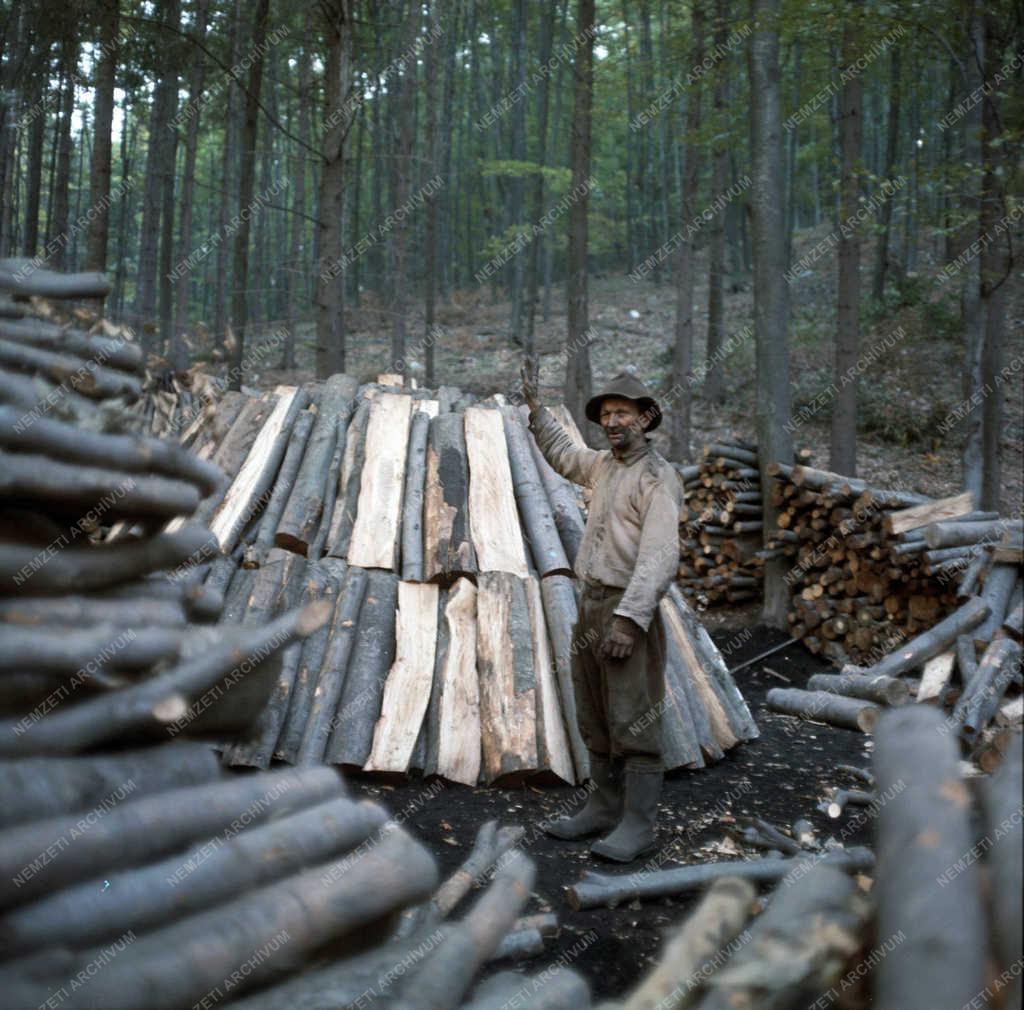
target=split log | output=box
[247,409,315,565]
[209,386,304,554]
[432,578,482,786]
[0,742,222,829]
[400,407,435,582]
[661,618,715,766]
[296,566,370,766]
[691,863,867,1010]
[14,825,437,1010]
[540,574,589,780]
[525,576,575,783]
[566,848,874,910]
[883,491,975,536]
[422,411,477,582]
[0,522,216,595]
[465,406,529,576]
[326,568,400,767]
[806,671,909,706]
[0,600,331,756]
[0,449,201,519]
[477,571,538,783]
[275,563,342,763]
[324,398,370,559]
[347,391,413,569]
[915,651,955,703]
[276,374,358,555]
[856,596,990,679]
[1,794,389,955]
[365,581,440,772]
[0,260,110,298]
[502,407,571,576]
[0,765,343,909]
[0,406,220,495]
[979,734,1023,1010]
[872,706,988,1010]
[766,688,879,732]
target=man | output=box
[522,367,681,862]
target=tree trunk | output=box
[831,13,862,476]
[22,60,48,258]
[748,0,792,629]
[871,43,901,302]
[228,0,270,389]
[565,0,595,437]
[48,39,78,272]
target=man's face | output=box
[599,397,648,449]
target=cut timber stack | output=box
[186,375,758,785]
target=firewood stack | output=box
[584,709,1022,1010]
[189,377,759,785]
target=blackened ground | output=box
[349,621,877,1001]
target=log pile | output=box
[581,708,1021,1010]
[197,380,758,784]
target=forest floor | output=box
[347,623,875,1002]
[243,223,1024,517]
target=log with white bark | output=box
[0,260,111,299]
[364,581,440,773]
[923,518,1022,550]
[954,635,1022,741]
[872,706,988,1010]
[807,671,909,706]
[973,562,1019,648]
[766,687,880,733]
[465,406,529,577]
[347,391,414,569]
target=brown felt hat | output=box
[585,372,662,431]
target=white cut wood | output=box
[524,576,575,784]
[885,491,976,536]
[364,581,440,772]
[548,404,588,447]
[465,406,529,576]
[996,696,1023,727]
[347,393,414,569]
[209,386,298,550]
[917,651,955,703]
[377,372,403,386]
[434,578,482,786]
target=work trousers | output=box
[570,585,665,768]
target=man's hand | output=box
[601,615,639,660]
[520,359,539,412]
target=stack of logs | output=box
[571,709,1022,1010]
[186,376,758,785]
[676,440,765,608]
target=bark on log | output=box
[661,615,714,767]
[0,742,222,829]
[477,572,538,783]
[974,562,1019,647]
[423,411,477,583]
[0,766,343,908]
[12,825,437,1010]
[276,374,358,556]
[432,577,482,786]
[807,671,909,706]
[503,407,572,576]
[365,581,440,772]
[766,688,879,732]
[857,596,990,679]
[0,260,110,298]
[540,575,589,780]
[465,406,528,576]
[955,636,1022,741]
[0,522,216,595]
[308,418,349,560]
[0,406,220,494]
[0,317,141,372]
[326,568,399,767]
[296,566,370,766]
[324,398,371,559]
[566,848,874,910]
[924,518,1022,549]
[0,593,188,628]
[872,706,988,1010]
[618,877,755,1010]
[347,391,413,569]
[400,407,436,582]
[0,336,141,401]
[1,795,388,955]
[461,969,591,1010]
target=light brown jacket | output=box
[529,405,681,631]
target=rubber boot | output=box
[590,764,662,862]
[544,754,622,840]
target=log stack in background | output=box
[186,378,759,785]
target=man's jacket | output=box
[528,405,681,631]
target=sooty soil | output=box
[348,623,877,1002]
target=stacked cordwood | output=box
[190,376,758,785]
[763,467,1021,760]
[582,709,1021,1010]
[0,265,597,1010]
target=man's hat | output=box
[585,372,663,431]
